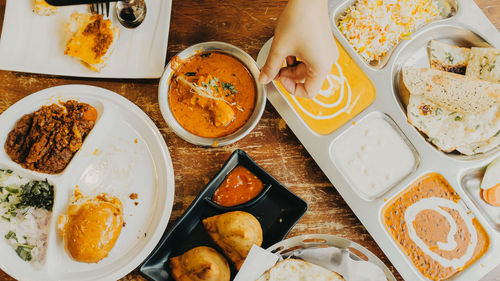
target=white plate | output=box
[0,85,175,281]
[0,0,172,78]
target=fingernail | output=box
[259,72,270,84]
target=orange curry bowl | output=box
[158,41,266,147]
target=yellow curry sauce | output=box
[168,52,256,138]
[275,39,375,135]
[382,173,489,280]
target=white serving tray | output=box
[0,0,172,78]
[257,0,500,280]
[0,85,175,281]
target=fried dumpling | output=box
[169,246,230,281]
[58,193,123,263]
[202,211,263,270]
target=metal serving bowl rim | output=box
[158,41,267,147]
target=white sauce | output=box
[405,197,477,269]
[331,117,416,200]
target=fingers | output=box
[277,62,325,99]
[259,42,287,84]
[295,72,325,99]
[285,56,297,67]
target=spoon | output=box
[115,0,147,28]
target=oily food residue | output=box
[5,100,97,174]
[82,15,113,59]
[168,52,257,138]
[382,173,489,280]
[212,166,264,207]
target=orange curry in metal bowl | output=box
[168,52,257,138]
[213,166,264,207]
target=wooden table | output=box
[0,1,499,280]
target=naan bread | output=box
[402,67,500,113]
[428,40,470,74]
[402,67,500,154]
[65,13,120,72]
[456,133,500,155]
[256,259,344,281]
[466,47,500,83]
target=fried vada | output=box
[169,246,230,281]
[202,211,263,270]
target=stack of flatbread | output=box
[402,40,500,155]
[256,259,344,281]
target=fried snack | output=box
[202,211,263,270]
[58,193,123,263]
[34,0,57,16]
[65,13,120,72]
[169,246,230,281]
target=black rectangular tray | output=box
[139,149,308,281]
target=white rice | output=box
[338,0,447,63]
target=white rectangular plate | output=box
[0,0,172,78]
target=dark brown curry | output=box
[5,100,97,174]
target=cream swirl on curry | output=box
[383,173,489,280]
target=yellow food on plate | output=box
[169,246,230,281]
[202,211,263,270]
[275,40,375,135]
[58,192,123,263]
[65,13,120,72]
[34,0,57,16]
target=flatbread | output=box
[256,259,344,281]
[456,133,500,155]
[466,47,500,83]
[402,67,500,114]
[407,95,500,153]
[403,67,500,154]
[428,40,470,74]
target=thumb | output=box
[259,42,287,84]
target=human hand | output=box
[259,0,338,99]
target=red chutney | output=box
[213,166,263,207]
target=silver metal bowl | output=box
[158,41,266,147]
[267,234,396,281]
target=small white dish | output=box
[0,0,172,78]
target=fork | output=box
[90,2,110,18]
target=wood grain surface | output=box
[0,1,499,281]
